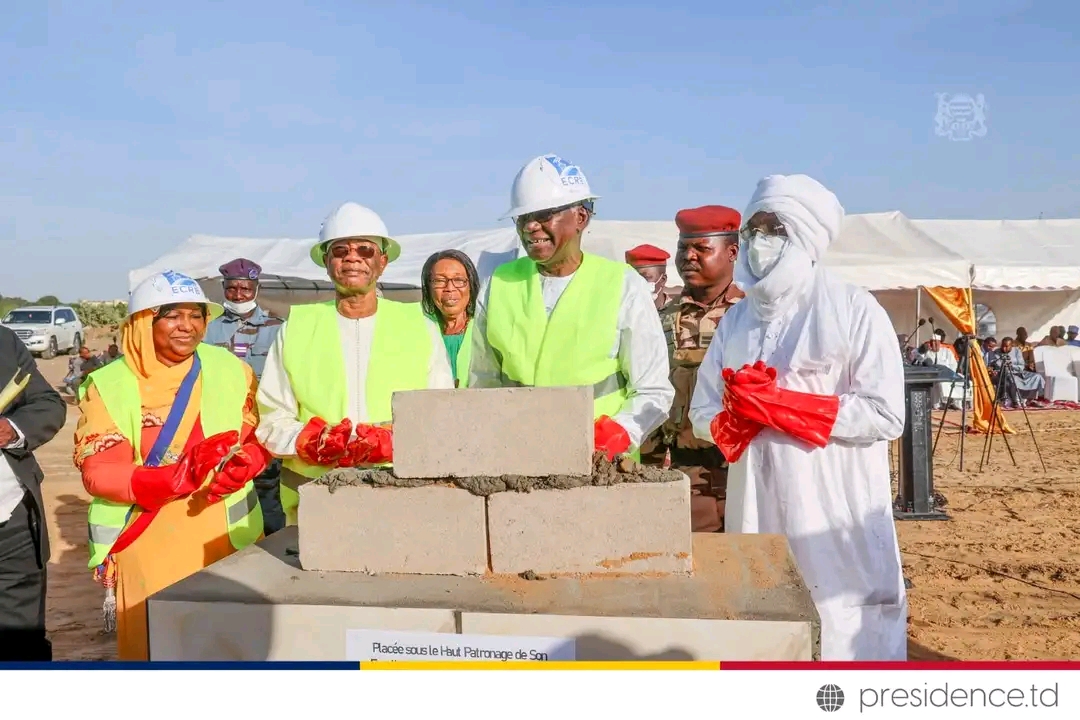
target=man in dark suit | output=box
[0,326,67,661]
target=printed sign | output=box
[345,628,576,662]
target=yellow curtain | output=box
[923,286,1013,435]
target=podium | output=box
[895,365,950,520]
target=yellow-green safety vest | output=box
[277,300,433,523]
[485,252,639,460]
[454,323,473,388]
[82,344,263,569]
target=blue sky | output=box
[3,0,1078,299]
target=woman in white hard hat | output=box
[469,154,674,461]
[73,271,269,660]
[420,249,480,388]
[255,203,454,525]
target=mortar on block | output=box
[298,387,693,577]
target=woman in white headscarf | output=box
[688,174,908,661]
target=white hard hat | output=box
[502,154,599,220]
[128,271,223,319]
[311,202,401,267]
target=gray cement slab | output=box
[152,527,818,625]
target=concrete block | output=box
[391,387,593,479]
[147,530,820,661]
[460,613,814,661]
[298,483,487,575]
[487,477,692,575]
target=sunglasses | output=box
[327,243,383,260]
[513,200,594,229]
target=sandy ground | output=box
[24,336,1080,661]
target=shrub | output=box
[72,301,127,328]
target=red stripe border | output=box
[722,662,1079,670]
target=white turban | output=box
[742,174,844,264]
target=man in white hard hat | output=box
[255,203,454,525]
[469,154,674,460]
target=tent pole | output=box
[916,287,922,344]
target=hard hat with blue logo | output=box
[502,154,599,220]
[128,271,224,319]
[311,202,401,267]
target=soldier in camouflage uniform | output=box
[639,206,743,532]
[625,244,683,311]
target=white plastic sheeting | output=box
[912,219,1080,290]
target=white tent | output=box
[910,219,1080,340]
[129,211,969,293]
[129,213,976,333]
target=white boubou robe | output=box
[689,172,908,661]
[690,269,908,660]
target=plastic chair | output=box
[1034,345,1079,402]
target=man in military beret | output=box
[205,258,287,534]
[625,244,682,311]
[639,206,743,532]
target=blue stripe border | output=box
[0,662,358,670]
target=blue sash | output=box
[145,353,202,468]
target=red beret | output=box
[624,244,670,267]
[675,205,741,238]
[219,258,262,280]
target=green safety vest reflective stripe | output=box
[485,252,638,460]
[455,323,473,388]
[278,300,433,523]
[83,344,263,569]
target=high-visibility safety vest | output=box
[278,300,433,522]
[83,344,264,569]
[454,323,473,388]
[484,252,638,459]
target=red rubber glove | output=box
[338,424,393,467]
[724,361,840,449]
[130,455,201,511]
[593,415,632,461]
[295,417,353,466]
[710,410,763,464]
[190,430,241,485]
[207,441,274,504]
[710,365,769,463]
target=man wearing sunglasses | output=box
[255,202,454,525]
[469,154,674,462]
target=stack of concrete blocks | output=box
[299,387,693,577]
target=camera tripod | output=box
[931,338,973,470]
[979,353,1047,472]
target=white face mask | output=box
[744,232,788,278]
[223,298,258,315]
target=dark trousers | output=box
[0,492,51,661]
[640,441,728,534]
[255,459,285,536]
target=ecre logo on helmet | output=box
[161,271,201,296]
[543,154,588,188]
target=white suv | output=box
[1,305,85,359]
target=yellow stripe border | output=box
[360,661,720,670]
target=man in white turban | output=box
[689,174,907,661]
